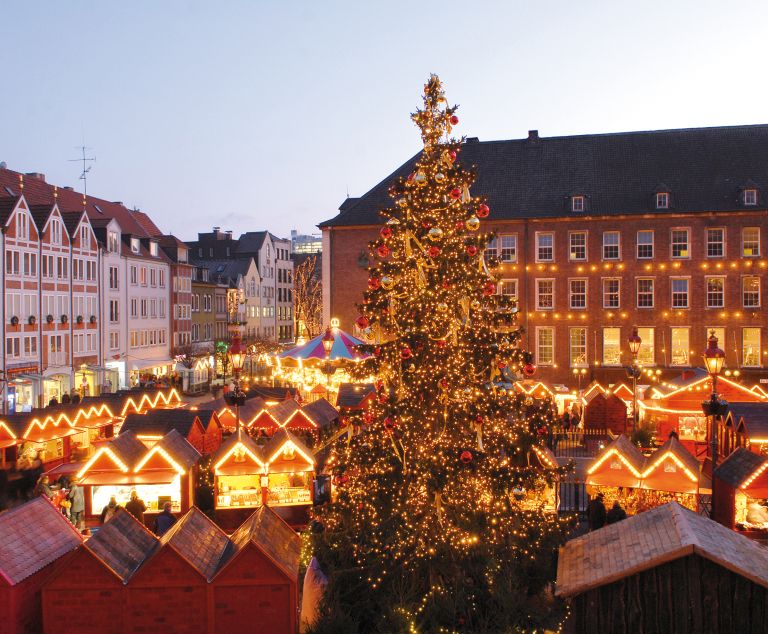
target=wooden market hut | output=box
[0,497,82,634]
[1,413,84,471]
[200,396,241,431]
[119,409,210,454]
[263,429,316,526]
[239,397,276,431]
[335,383,375,413]
[246,385,299,403]
[301,397,340,430]
[713,448,768,534]
[556,502,768,633]
[213,506,302,634]
[126,507,235,632]
[583,390,627,434]
[82,387,182,417]
[42,509,159,634]
[718,402,768,458]
[641,436,701,495]
[586,435,645,489]
[269,399,317,432]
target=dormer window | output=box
[131,237,140,253]
[744,188,758,206]
[51,219,61,245]
[80,225,90,244]
[178,247,188,263]
[655,192,669,209]
[571,196,585,212]
[149,242,158,257]
[108,231,120,253]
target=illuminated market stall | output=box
[713,448,768,536]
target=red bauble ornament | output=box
[363,411,374,424]
[448,150,457,163]
[438,377,449,390]
[523,362,537,377]
[437,339,447,348]
[384,417,397,431]
[466,245,478,257]
[368,277,380,290]
[455,221,465,231]
[441,279,450,289]
[355,315,369,330]
[373,346,382,357]
[422,220,433,230]
[378,393,388,404]
[428,246,441,258]
[477,204,490,218]
[377,244,390,258]
[400,347,413,360]
[460,450,473,464]
[450,115,459,125]
[483,282,497,296]
[497,361,507,370]
[380,226,393,239]
[475,415,484,425]
[449,187,462,199]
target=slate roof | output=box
[107,431,149,469]
[268,399,301,426]
[211,428,264,465]
[120,410,204,439]
[193,258,255,287]
[302,398,339,428]
[29,203,55,231]
[336,383,375,409]
[556,502,768,597]
[153,429,201,469]
[236,231,268,255]
[230,506,301,580]
[85,508,159,583]
[246,386,299,401]
[591,434,647,475]
[262,428,314,467]
[320,124,768,227]
[714,447,768,489]
[726,402,768,438]
[61,210,86,238]
[0,497,82,586]
[161,507,235,581]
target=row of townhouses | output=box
[320,124,768,387]
[0,166,294,411]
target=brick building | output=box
[320,125,768,387]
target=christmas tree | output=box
[310,75,573,633]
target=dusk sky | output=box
[2,1,766,240]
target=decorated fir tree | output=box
[310,75,572,633]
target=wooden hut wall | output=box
[583,393,607,430]
[567,555,768,634]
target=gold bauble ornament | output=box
[470,299,481,310]
[387,217,401,225]
[428,227,444,241]
[407,364,416,373]
[381,276,395,290]
[414,171,427,186]
[436,302,448,313]
[466,216,480,231]
[392,251,401,258]
[435,172,446,182]
[396,198,408,207]
[498,388,508,396]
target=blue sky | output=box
[1,1,766,239]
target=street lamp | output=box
[627,327,642,435]
[227,333,247,431]
[321,327,336,394]
[701,330,727,520]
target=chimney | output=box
[527,130,539,143]
[25,172,46,182]
[225,230,233,239]
[63,186,74,191]
[465,137,479,144]
[213,226,221,234]
[113,201,124,206]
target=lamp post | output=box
[627,327,642,435]
[702,330,727,520]
[321,327,335,395]
[227,333,247,432]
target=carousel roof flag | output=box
[278,327,369,362]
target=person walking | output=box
[606,500,628,524]
[587,493,607,531]
[68,478,85,532]
[153,501,177,536]
[125,490,147,524]
[33,475,53,499]
[100,496,121,524]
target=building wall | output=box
[192,278,217,350]
[274,237,294,343]
[171,262,193,349]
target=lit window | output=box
[636,278,654,308]
[742,227,760,257]
[706,228,724,258]
[569,327,587,367]
[744,189,757,205]
[706,327,726,364]
[484,236,498,264]
[569,232,587,261]
[602,231,620,260]
[150,242,158,256]
[602,279,620,308]
[636,327,655,366]
[536,279,554,310]
[743,276,760,308]
[536,327,554,366]
[569,279,587,309]
[742,328,761,367]
[498,279,518,300]
[671,278,689,308]
[499,235,517,262]
[656,192,669,209]
[670,328,690,366]
[671,229,690,258]
[571,196,585,212]
[602,327,621,366]
[706,277,724,308]
[636,230,654,259]
[536,233,554,262]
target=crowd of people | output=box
[587,492,628,531]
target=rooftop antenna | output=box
[69,145,95,195]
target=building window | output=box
[16,213,29,240]
[109,300,119,323]
[602,279,620,308]
[140,267,147,286]
[569,327,587,367]
[671,229,690,258]
[110,332,119,350]
[536,279,554,310]
[602,327,621,366]
[636,230,654,259]
[743,276,761,308]
[636,278,654,308]
[130,266,137,285]
[655,192,669,209]
[484,236,497,264]
[536,233,554,262]
[536,327,554,366]
[602,231,620,260]
[498,279,518,300]
[571,196,585,212]
[744,188,758,206]
[569,279,587,309]
[671,328,690,366]
[671,278,689,308]
[131,237,140,253]
[743,328,761,367]
[569,231,587,261]
[499,234,517,262]
[108,231,120,253]
[636,327,655,366]
[109,266,119,290]
[742,227,760,257]
[706,277,724,308]
[706,228,725,258]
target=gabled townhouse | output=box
[196,258,261,339]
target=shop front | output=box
[263,430,315,526]
[128,359,174,389]
[43,373,71,406]
[8,373,40,412]
[104,361,125,392]
[714,448,768,537]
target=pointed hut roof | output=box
[715,448,768,489]
[229,506,301,580]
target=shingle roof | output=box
[120,410,203,439]
[246,386,300,401]
[192,258,255,286]
[590,434,647,475]
[556,502,768,597]
[268,399,301,426]
[229,506,301,580]
[60,210,86,237]
[320,124,768,227]
[161,507,235,581]
[211,428,264,466]
[262,428,314,468]
[647,435,700,479]
[153,429,201,469]
[236,231,268,255]
[0,497,82,585]
[302,398,339,428]
[85,508,159,583]
[130,209,163,236]
[714,447,768,489]
[29,203,55,231]
[336,383,375,409]
[108,430,150,468]
[726,402,768,438]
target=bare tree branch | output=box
[294,255,322,338]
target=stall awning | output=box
[24,426,85,444]
[16,374,44,382]
[80,469,179,486]
[0,438,19,449]
[217,464,264,476]
[127,358,172,372]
